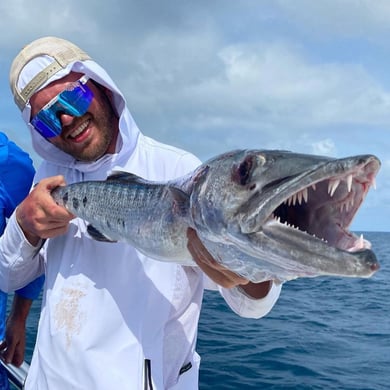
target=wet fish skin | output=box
[52,172,194,264]
[188,150,380,280]
[51,149,381,282]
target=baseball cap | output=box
[10,36,91,111]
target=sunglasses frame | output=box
[30,75,93,138]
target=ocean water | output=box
[198,231,390,390]
[16,232,390,389]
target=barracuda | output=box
[51,149,381,282]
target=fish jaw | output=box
[239,154,380,235]
[241,154,380,254]
[197,228,378,282]
[190,150,381,279]
[246,221,379,279]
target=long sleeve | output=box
[0,212,44,293]
[218,282,282,319]
[15,274,45,300]
[204,275,282,319]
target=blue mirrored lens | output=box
[31,78,94,138]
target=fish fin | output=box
[87,225,117,243]
[192,165,209,185]
[106,171,143,182]
[169,186,190,216]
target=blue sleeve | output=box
[0,132,35,220]
[0,133,43,300]
[0,188,6,235]
[15,274,45,300]
[0,291,7,339]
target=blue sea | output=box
[17,231,390,390]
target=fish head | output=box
[190,149,337,232]
[190,149,381,277]
[190,150,272,232]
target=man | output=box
[0,36,282,389]
[0,132,44,389]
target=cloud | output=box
[0,0,390,229]
[311,139,337,156]
[276,0,390,38]
[122,37,390,162]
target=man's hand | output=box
[16,175,75,246]
[187,228,249,288]
[187,228,273,298]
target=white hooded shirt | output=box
[0,59,282,389]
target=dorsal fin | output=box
[169,186,190,217]
[106,171,143,182]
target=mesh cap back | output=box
[10,36,91,110]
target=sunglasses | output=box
[30,75,94,138]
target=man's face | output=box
[29,72,118,162]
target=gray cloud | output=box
[0,0,389,230]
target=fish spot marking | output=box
[116,218,125,228]
[83,196,88,207]
[72,197,80,210]
[62,191,69,204]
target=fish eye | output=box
[235,156,253,185]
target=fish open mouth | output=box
[268,156,380,253]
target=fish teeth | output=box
[340,198,355,213]
[293,193,298,205]
[329,174,355,197]
[302,188,308,203]
[285,187,309,206]
[288,193,297,206]
[328,179,340,197]
[346,174,353,192]
[297,191,303,205]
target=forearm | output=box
[8,294,33,324]
[2,294,33,366]
[239,280,273,299]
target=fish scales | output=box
[53,179,193,264]
[51,150,381,282]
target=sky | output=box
[1,0,390,231]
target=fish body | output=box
[51,149,381,282]
[55,173,193,264]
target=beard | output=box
[51,85,119,162]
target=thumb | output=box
[37,175,67,193]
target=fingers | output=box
[187,228,249,288]
[16,176,75,244]
[1,341,24,366]
[2,342,14,365]
[10,347,24,367]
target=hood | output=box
[22,59,140,174]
